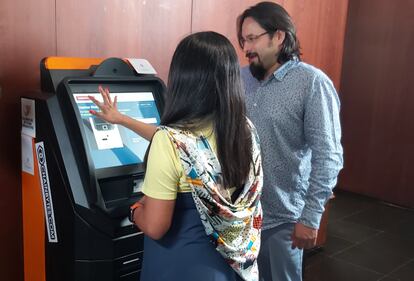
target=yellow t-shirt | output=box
[142,125,216,200]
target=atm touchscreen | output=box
[73,91,160,169]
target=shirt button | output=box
[253,103,257,107]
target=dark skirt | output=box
[140,192,243,281]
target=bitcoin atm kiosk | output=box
[21,57,165,281]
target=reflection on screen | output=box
[73,92,160,169]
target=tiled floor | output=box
[303,189,414,281]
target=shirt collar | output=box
[272,57,299,82]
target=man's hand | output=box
[291,222,318,250]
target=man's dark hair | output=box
[237,1,301,64]
[161,31,253,189]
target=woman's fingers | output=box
[89,109,99,116]
[97,86,118,109]
[113,95,118,109]
[88,94,106,117]
[98,85,108,104]
[98,85,107,96]
[100,86,112,106]
[88,95,102,108]
[88,86,122,124]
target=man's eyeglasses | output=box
[240,31,271,48]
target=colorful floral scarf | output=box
[159,122,263,281]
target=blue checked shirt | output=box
[241,59,343,230]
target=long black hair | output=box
[237,1,301,64]
[161,31,252,189]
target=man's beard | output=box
[249,62,266,81]
[247,52,266,81]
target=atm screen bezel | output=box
[62,77,164,180]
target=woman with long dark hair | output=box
[90,31,263,281]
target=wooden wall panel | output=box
[0,0,56,279]
[192,0,260,64]
[192,0,348,89]
[339,0,414,207]
[139,0,193,83]
[56,0,192,82]
[284,0,349,89]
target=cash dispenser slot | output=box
[99,175,143,211]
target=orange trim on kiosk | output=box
[44,57,104,70]
[22,138,46,281]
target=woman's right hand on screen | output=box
[88,85,125,124]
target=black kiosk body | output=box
[22,57,165,281]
